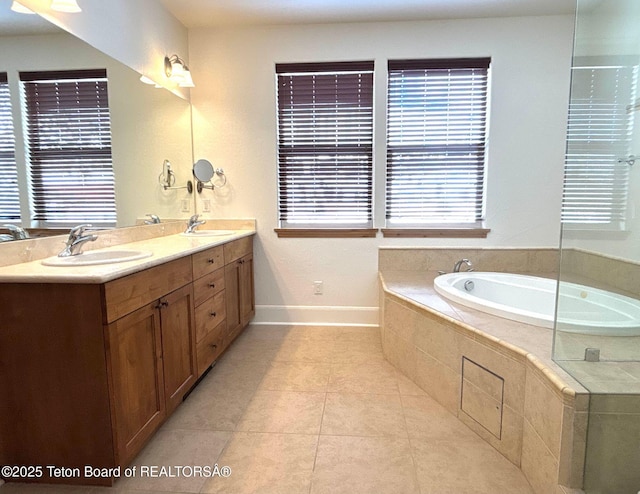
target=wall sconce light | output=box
[51,0,82,13]
[164,55,195,88]
[10,1,35,14]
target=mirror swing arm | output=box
[193,159,227,193]
[158,159,194,193]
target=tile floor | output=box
[1,324,534,494]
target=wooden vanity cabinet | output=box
[0,235,254,486]
[191,245,227,377]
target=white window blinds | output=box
[562,63,637,228]
[0,73,20,221]
[21,69,116,227]
[276,61,374,227]
[386,58,490,225]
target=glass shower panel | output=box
[554,1,640,493]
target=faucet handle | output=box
[69,223,93,236]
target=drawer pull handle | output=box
[209,283,216,288]
[155,301,169,310]
[207,258,215,264]
[210,311,217,317]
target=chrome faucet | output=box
[58,224,98,257]
[144,214,161,225]
[3,224,29,240]
[453,258,474,273]
[185,214,206,234]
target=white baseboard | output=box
[254,305,379,327]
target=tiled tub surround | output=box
[378,247,589,494]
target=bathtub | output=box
[434,272,640,336]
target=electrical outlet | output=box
[203,199,211,212]
[313,281,323,295]
[181,199,190,212]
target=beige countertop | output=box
[0,229,255,284]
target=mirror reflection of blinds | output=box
[563,64,637,227]
[21,69,116,227]
[386,58,490,225]
[0,73,20,221]
[276,61,374,227]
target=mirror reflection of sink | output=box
[42,249,153,267]
[180,230,235,237]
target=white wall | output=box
[0,33,193,227]
[19,0,189,98]
[188,16,575,325]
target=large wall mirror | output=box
[0,6,194,232]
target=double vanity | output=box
[0,221,255,486]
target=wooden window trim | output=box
[275,228,378,238]
[381,228,490,238]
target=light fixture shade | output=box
[179,69,195,88]
[139,75,156,85]
[51,0,82,13]
[11,1,35,14]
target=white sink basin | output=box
[42,249,153,267]
[180,230,235,237]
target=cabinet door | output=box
[224,260,242,338]
[106,301,165,466]
[239,252,255,326]
[225,253,255,342]
[159,284,197,414]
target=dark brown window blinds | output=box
[276,61,374,227]
[21,69,116,226]
[0,73,20,221]
[386,58,490,225]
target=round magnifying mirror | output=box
[193,159,215,183]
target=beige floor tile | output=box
[311,435,420,494]
[331,338,386,363]
[164,385,257,431]
[235,390,326,434]
[201,358,270,391]
[218,338,283,362]
[258,361,331,391]
[411,435,534,494]
[113,429,231,493]
[328,361,400,394]
[396,371,427,396]
[272,338,337,362]
[200,432,318,494]
[321,392,407,437]
[402,394,476,441]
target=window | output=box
[275,61,374,232]
[0,73,20,221]
[21,69,116,227]
[385,58,490,228]
[562,61,637,229]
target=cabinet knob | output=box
[207,258,215,264]
[209,283,216,288]
[210,311,217,317]
[210,344,218,350]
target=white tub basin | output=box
[180,230,235,237]
[434,272,640,336]
[42,249,153,267]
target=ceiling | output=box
[0,0,582,38]
[159,0,578,28]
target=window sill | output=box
[381,228,490,238]
[275,228,378,238]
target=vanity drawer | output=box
[192,245,224,279]
[193,268,225,307]
[194,291,226,342]
[196,329,225,377]
[103,257,192,323]
[223,236,252,264]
